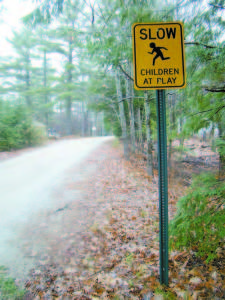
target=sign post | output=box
[156,89,168,285]
[132,22,185,286]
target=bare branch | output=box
[191,108,214,116]
[205,87,225,93]
[91,5,95,25]
[185,41,217,49]
[100,8,117,34]
[106,95,146,103]
[161,0,187,18]
[96,3,107,22]
[118,64,134,82]
[215,105,225,114]
[209,3,225,9]
[118,96,147,103]
[190,105,225,117]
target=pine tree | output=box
[45,0,85,135]
[0,29,39,109]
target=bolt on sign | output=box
[132,22,186,90]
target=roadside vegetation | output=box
[0,101,47,151]
[0,266,25,300]
[170,172,225,263]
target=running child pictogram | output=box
[148,42,170,66]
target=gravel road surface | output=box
[0,137,113,282]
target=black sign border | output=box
[133,22,186,90]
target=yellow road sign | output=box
[132,22,186,90]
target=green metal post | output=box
[156,89,169,286]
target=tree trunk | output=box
[66,99,72,135]
[60,101,63,135]
[168,94,172,168]
[43,49,48,128]
[86,110,89,136]
[25,51,31,108]
[210,95,216,151]
[81,101,85,137]
[179,91,184,147]
[92,112,97,137]
[144,91,154,177]
[168,93,176,167]
[218,122,225,177]
[141,111,146,152]
[101,111,105,136]
[115,68,129,159]
[66,39,73,136]
[211,122,215,151]
[137,105,142,152]
[125,63,135,153]
[179,117,184,148]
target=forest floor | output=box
[17,138,225,299]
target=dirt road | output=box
[0,137,113,282]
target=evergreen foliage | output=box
[170,173,225,262]
[0,101,46,151]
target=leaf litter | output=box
[22,139,224,299]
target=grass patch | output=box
[90,222,100,233]
[139,209,147,218]
[0,266,25,300]
[154,286,176,299]
[112,138,120,148]
[125,253,134,267]
[173,145,190,153]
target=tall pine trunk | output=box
[25,51,31,108]
[125,64,135,153]
[137,105,142,152]
[211,122,215,151]
[218,121,225,177]
[81,101,85,137]
[86,110,89,136]
[168,94,172,168]
[130,64,136,150]
[43,49,48,128]
[168,92,176,168]
[66,39,73,136]
[101,111,105,136]
[94,112,97,136]
[179,91,185,148]
[115,68,128,159]
[144,91,154,177]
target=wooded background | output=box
[0,0,224,175]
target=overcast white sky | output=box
[0,0,224,58]
[0,0,36,56]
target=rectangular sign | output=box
[132,22,186,90]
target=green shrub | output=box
[216,137,225,157]
[170,173,225,262]
[112,119,122,137]
[0,102,46,151]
